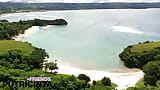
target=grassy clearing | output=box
[135,78,145,88]
[0,40,34,56]
[131,42,160,53]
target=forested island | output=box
[1,2,160,14]
[0,19,67,40]
[119,41,160,90]
[0,19,116,89]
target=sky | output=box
[0,0,160,3]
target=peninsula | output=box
[0,19,67,40]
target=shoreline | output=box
[12,25,51,41]
[57,62,144,90]
[13,25,144,90]
[1,8,160,18]
[12,26,39,41]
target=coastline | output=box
[57,62,144,90]
[13,26,144,90]
[12,26,39,41]
[12,25,51,41]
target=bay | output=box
[1,9,160,71]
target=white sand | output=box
[57,63,144,90]
[13,26,40,40]
[13,25,52,40]
[14,26,144,90]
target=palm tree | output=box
[47,60,58,73]
[43,58,49,73]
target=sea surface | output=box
[1,9,160,71]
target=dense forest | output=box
[119,41,160,90]
[0,19,67,40]
[1,2,160,14]
[127,61,160,90]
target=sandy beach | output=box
[57,63,144,90]
[14,26,144,90]
[13,25,51,41]
[12,26,39,41]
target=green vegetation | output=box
[101,77,111,86]
[0,66,116,90]
[131,41,160,53]
[127,77,160,90]
[33,19,68,26]
[0,40,115,89]
[87,78,117,90]
[120,41,160,90]
[0,19,67,40]
[119,41,160,69]
[143,61,160,86]
[0,40,34,55]
[46,60,58,73]
[78,74,91,83]
[0,40,48,71]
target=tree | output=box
[78,74,90,83]
[101,77,111,86]
[143,61,160,86]
[92,80,97,85]
[43,58,48,73]
[78,74,91,89]
[46,60,58,73]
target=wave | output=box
[111,26,144,34]
[0,14,13,17]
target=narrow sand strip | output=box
[13,25,52,40]
[14,26,144,90]
[13,26,39,40]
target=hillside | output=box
[131,41,160,53]
[119,41,160,69]
[0,40,116,89]
[0,40,34,56]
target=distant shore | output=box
[12,24,144,90]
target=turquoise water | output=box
[1,9,160,71]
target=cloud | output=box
[0,0,160,3]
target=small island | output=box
[33,19,68,26]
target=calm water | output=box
[1,9,160,71]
